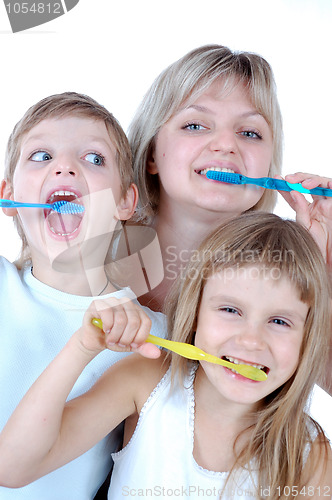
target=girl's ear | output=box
[0,179,17,216]
[116,183,139,221]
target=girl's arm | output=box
[0,297,161,488]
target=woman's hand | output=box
[80,297,160,359]
[277,172,332,276]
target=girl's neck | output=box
[193,366,256,472]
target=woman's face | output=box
[148,80,273,219]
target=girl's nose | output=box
[235,325,266,351]
[209,129,237,154]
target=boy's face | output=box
[2,116,136,269]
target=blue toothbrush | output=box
[0,199,85,214]
[206,171,332,197]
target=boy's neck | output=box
[30,261,116,297]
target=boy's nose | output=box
[53,161,79,177]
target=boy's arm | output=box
[0,298,160,488]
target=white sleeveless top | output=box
[109,367,259,499]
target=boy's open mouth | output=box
[45,190,84,237]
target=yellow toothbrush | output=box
[91,318,267,382]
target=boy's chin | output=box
[48,235,112,274]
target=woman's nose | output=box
[209,129,237,154]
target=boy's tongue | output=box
[47,211,83,235]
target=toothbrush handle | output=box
[0,200,51,209]
[245,178,332,197]
[146,334,207,361]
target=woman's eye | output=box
[240,130,262,140]
[84,153,105,166]
[183,122,206,132]
[30,151,52,162]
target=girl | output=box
[0,213,331,499]
[118,44,332,314]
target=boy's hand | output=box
[79,298,161,359]
[277,172,332,279]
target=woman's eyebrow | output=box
[178,105,263,119]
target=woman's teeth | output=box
[200,167,235,175]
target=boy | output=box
[0,92,165,499]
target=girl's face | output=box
[194,266,308,410]
[148,80,273,219]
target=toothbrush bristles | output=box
[52,201,84,214]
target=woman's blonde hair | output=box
[165,212,330,499]
[129,45,283,221]
[4,91,133,263]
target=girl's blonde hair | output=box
[129,45,283,221]
[4,92,133,264]
[165,212,330,499]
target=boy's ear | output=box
[0,179,17,216]
[116,183,139,221]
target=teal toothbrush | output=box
[206,171,332,197]
[0,199,84,214]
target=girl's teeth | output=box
[225,356,264,370]
[200,167,235,175]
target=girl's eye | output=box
[220,307,239,315]
[271,318,290,327]
[239,130,262,140]
[183,122,206,132]
[30,151,52,162]
[84,153,105,166]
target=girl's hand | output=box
[276,172,332,276]
[80,298,161,359]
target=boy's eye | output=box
[30,151,52,162]
[84,153,105,166]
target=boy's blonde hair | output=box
[129,44,283,221]
[166,212,330,499]
[4,92,133,262]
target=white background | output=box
[0,0,331,436]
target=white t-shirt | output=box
[0,257,166,500]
